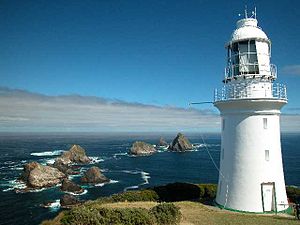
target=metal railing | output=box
[225,64,277,79]
[214,83,287,102]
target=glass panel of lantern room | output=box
[227,48,232,77]
[231,43,239,76]
[249,40,259,74]
[238,41,249,74]
[256,41,271,76]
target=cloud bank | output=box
[0,87,220,132]
[1,87,299,133]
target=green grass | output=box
[42,183,300,225]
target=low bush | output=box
[286,186,300,203]
[198,184,217,200]
[111,189,159,202]
[150,203,181,225]
[151,182,201,202]
[61,207,154,225]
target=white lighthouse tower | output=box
[214,11,289,213]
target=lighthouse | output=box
[214,11,288,213]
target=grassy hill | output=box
[42,183,300,225]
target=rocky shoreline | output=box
[16,133,197,208]
[18,144,109,207]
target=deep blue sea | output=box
[0,132,299,225]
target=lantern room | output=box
[224,17,276,83]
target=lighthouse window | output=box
[265,150,270,161]
[263,118,268,129]
[222,119,225,131]
[221,148,224,160]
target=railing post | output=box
[214,89,217,102]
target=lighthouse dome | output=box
[229,18,269,44]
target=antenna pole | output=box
[254,7,257,19]
[245,5,248,18]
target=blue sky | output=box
[0,0,300,132]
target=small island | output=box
[129,141,157,156]
[168,133,193,152]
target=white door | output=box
[262,184,274,212]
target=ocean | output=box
[0,132,299,225]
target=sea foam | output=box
[30,150,65,157]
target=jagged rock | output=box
[20,161,39,182]
[56,144,90,165]
[60,194,80,208]
[81,166,109,184]
[158,137,168,147]
[52,158,78,175]
[129,141,156,156]
[20,162,65,188]
[168,133,193,152]
[61,178,84,194]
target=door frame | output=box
[261,182,277,213]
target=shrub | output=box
[198,184,217,200]
[286,186,300,203]
[150,203,181,225]
[111,190,159,202]
[61,207,154,225]
[152,182,201,202]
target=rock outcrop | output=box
[56,144,90,165]
[61,178,84,194]
[20,162,65,188]
[158,137,168,147]
[81,166,109,184]
[129,141,156,156]
[60,194,80,208]
[52,158,79,175]
[168,133,193,152]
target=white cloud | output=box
[0,87,220,132]
[281,65,300,76]
[1,87,299,133]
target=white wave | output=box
[141,171,150,185]
[2,179,27,192]
[121,170,140,175]
[68,174,82,180]
[9,167,23,170]
[109,179,119,184]
[45,159,55,165]
[4,161,15,165]
[30,150,65,157]
[113,152,128,158]
[124,185,139,191]
[89,157,104,164]
[45,199,61,212]
[66,189,88,196]
[94,179,119,187]
[28,187,47,193]
[193,143,221,148]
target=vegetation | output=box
[286,186,300,203]
[57,202,180,225]
[150,203,181,225]
[111,190,159,203]
[42,183,300,225]
[198,184,218,201]
[150,182,217,203]
[61,207,154,225]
